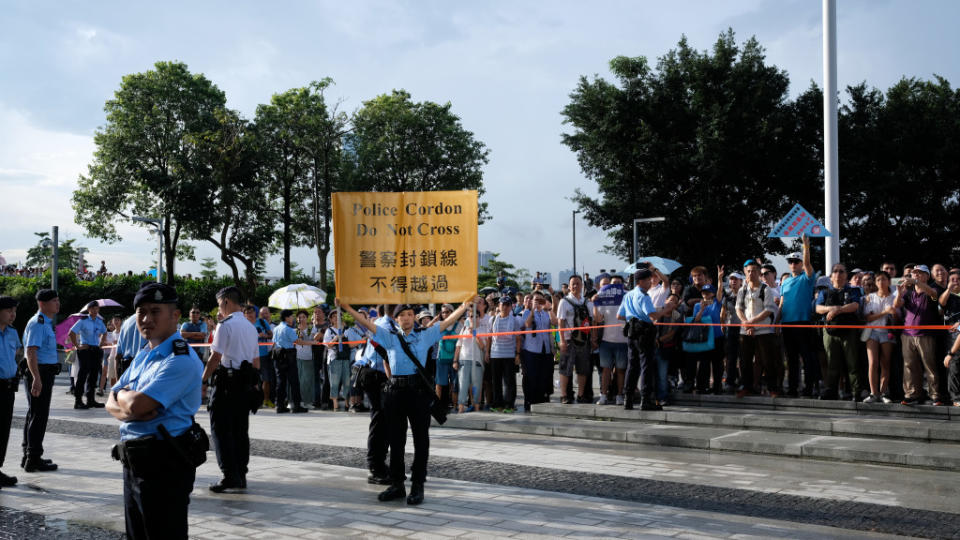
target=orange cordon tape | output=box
[73,320,956,353]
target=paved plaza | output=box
[0,376,957,538]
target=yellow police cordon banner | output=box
[333,191,478,304]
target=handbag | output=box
[682,315,716,353]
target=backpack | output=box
[569,300,591,346]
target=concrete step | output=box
[436,412,960,470]
[671,392,960,419]
[529,403,960,444]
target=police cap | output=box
[393,304,417,318]
[0,296,18,309]
[134,283,178,308]
[35,289,58,302]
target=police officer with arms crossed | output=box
[68,301,108,409]
[337,295,475,505]
[106,283,203,539]
[22,288,61,472]
[0,296,22,486]
[619,268,677,411]
[201,287,260,493]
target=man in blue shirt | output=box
[618,269,676,411]
[116,312,148,378]
[779,235,821,397]
[271,309,306,413]
[254,307,275,408]
[179,305,209,360]
[0,296,22,486]
[337,295,473,505]
[69,301,108,409]
[106,282,203,539]
[21,288,61,473]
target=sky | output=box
[1,0,958,286]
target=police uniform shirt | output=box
[617,287,655,323]
[69,315,107,346]
[210,312,259,369]
[117,313,147,359]
[373,324,443,376]
[272,322,298,349]
[23,311,58,364]
[0,325,21,379]
[112,332,202,441]
[178,320,208,344]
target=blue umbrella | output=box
[624,257,683,275]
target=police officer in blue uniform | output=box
[272,310,307,413]
[355,306,391,484]
[106,282,204,539]
[21,288,61,472]
[337,295,474,505]
[116,311,148,378]
[0,296,22,487]
[619,269,677,411]
[68,300,108,409]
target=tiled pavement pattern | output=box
[0,377,956,538]
[3,433,905,540]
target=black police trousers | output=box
[0,379,15,468]
[209,382,250,484]
[122,442,196,539]
[75,346,102,403]
[624,336,655,403]
[361,367,388,475]
[383,379,431,485]
[275,348,301,409]
[22,364,56,459]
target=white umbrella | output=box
[268,283,327,310]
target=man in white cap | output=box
[895,264,943,405]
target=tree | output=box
[477,253,521,290]
[838,76,960,266]
[561,32,819,267]
[186,108,276,297]
[199,257,219,280]
[343,89,491,222]
[289,80,350,290]
[24,232,81,271]
[72,61,226,284]
[254,86,318,281]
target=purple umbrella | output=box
[95,299,123,308]
[55,314,84,349]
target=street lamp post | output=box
[823,0,840,272]
[43,226,59,291]
[632,217,666,264]
[132,216,163,283]
[572,210,579,276]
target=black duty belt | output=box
[388,375,417,388]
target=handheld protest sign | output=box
[768,203,831,238]
[333,191,479,304]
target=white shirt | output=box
[648,282,669,308]
[211,312,259,369]
[557,293,595,341]
[457,316,490,361]
[864,292,896,327]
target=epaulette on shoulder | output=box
[172,339,190,356]
[37,314,44,324]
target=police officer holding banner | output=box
[21,288,61,473]
[201,287,260,493]
[0,296,21,487]
[337,295,474,505]
[106,282,205,540]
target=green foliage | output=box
[199,257,219,280]
[562,31,819,267]
[477,253,522,291]
[838,76,960,265]
[72,61,227,285]
[343,89,491,222]
[24,232,82,271]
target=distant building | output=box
[478,251,495,273]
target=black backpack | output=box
[570,301,591,346]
